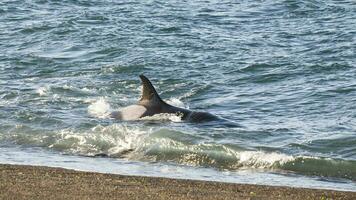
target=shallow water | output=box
[0,0,356,191]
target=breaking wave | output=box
[3,124,355,181]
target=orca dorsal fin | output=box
[139,75,164,106]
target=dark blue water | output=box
[0,0,355,191]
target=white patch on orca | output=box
[140,113,183,122]
[119,105,147,121]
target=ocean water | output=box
[0,0,355,191]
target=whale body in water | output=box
[111,75,219,122]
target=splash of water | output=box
[88,97,111,118]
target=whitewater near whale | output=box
[110,75,219,123]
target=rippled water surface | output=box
[1,0,355,191]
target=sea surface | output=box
[1,0,355,191]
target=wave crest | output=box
[3,125,356,181]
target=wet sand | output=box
[0,164,354,200]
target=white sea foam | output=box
[142,140,297,170]
[36,87,48,96]
[78,87,96,94]
[83,98,98,103]
[101,65,116,73]
[237,151,294,168]
[62,84,72,90]
[88,97,111,118]
[3,122,315,172]
[48,124,150,157]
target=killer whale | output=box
[111,75,219,122]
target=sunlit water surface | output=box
[0,0,355,191]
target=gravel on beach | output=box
[0,164,354,200]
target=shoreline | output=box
[1,164,355,199]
